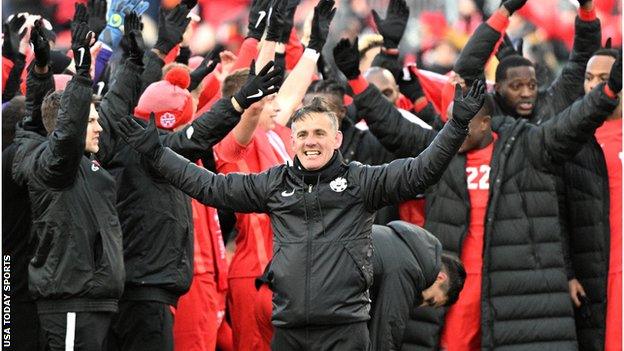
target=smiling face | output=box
[291,112,343,171]
[85,104,103,154]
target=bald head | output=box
[364,67,400,103]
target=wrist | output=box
[302,48,321,61]
[382,48,399,56]
[231,96,244,112]
[578,6,596,21]
[487,10,510,33]
[348,75,369,95]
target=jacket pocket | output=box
[343,240,374,290]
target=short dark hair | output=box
[592,48,619,60]
[441,252,466,307]
[41,90,100,134]
[495,54,534,82]
[221,69,250,97]
[42,90,63,134]
[480,94,494,117]
[306,79,346,100]
[290,96,339,131]
[2,95,26,149]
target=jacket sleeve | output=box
[141,50,165,93]
[149,146,272,213]
[539,16,602,121]
[453,18,504,84]
[359,118,467,211]
[21,64,55,135]
[354,84,438,158]
[31,75,93,189]
[97,60,144,164]
[529,83,619,168]
[2,53,26,103]
[161,97,242,161]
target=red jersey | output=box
[441,134,497,351]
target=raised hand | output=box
[265,0,287,42]
[72,3,89,32]
[2,14,26,61]
[87,0,107,37]
[71,22,94,75]
[279,1,299,43]
[247,0,272,40]
[499,0,528,15]
[451,80,486,128]
[116,113,163,158]
[31,20,51,68]
[154,4,191,54]
[398,65,425,101]
[119,11,145,65]
[308,0,336,52]
[607,52,621,94]
[98,0,149,49]
[332,38,360,80]
[372,0,409,49]
[233,60,283,109]
[189,49,221,91]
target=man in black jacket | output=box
[343,30,621,349]
[368,221,465,351]
[12,21,125,351]
[113,72,485,349]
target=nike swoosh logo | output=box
[281,189,295,197]
[77,47,85,67]
[246,89,264,99]
[255,11,266,29]
[96,81,105,96]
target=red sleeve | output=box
[348,76,369,95]
[578,7,597,21]
[213,131,253,164]
[486,11,510,33]
[3,58,14,93]
[285,29,304,71]
[232,37,259,71]
[395,94,414,111]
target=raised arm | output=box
[530,58,621,167]
[32,23,94,189]
[116,114,273,212]
[274,0,336,127]
[97,12,145,163]
[360,80,486,211]
[538,1,602,120]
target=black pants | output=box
[272,322,370,351]
[106,301,174,351]
[4,301,45,351]
[39,311,112,351]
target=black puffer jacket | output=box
[133,112,468,327]
[12,75,125,314]
[454,14,601,123]
[358,82,619,349]
[95,60,242,305]
[369,221,442,351]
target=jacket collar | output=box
[290,150,346,185]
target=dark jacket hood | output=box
[387,220,442,289]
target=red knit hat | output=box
[134,66,194,130]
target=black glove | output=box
[333,38,360,80]
[116,113,164,159]
[398,65,425,102]
[72,3,89,32]
[154,4,191,54]
[608,52,622,94]
[372,0,409,49]
[247,0,272,40]
[265,0,287,42]
[71,22,94,75]
[500,0,527,15]
[279,1,299,43]
[496,35,523,61]
[451,80,486,129]
[87,0,107,37]
[233,60,283,109]
[189,49,220,91]
[2,14,26,61]
[577,0,591,8]
[120,12,145,65]
[308,0,336,52]
[31,20,51,68]
[181,0,198,9]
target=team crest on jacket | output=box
[329,177,347,192]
